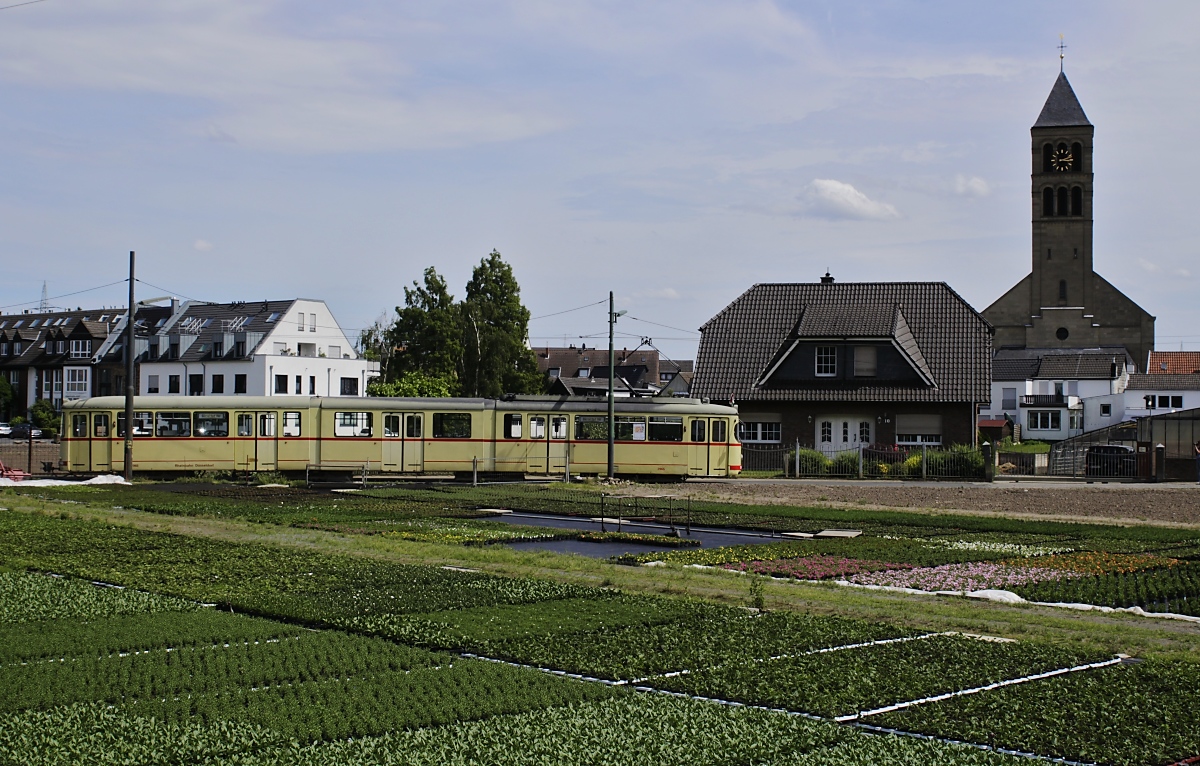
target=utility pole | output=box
[606,292,626,479]
[123,251,135,482]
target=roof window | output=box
[266,312,280,323]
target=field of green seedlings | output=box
[3,483,1200,764]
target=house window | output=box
[335,411,372,437]
[188,374,203,396]
[297,314,305,331]
[309,376,316,395]
[547,367,561,378]
[328,345,341,358]
[211,374,225,394]
[853,346,877,377]
[340,377,359,396]
[1100,403,1112,417]
[820,421,832,443]
[1027,411,1061,430]
[1001,388,1017,410]
[309,313,317,332]
[1172,395,1184,408]
[842,421,849,443]
[56,340,65,354]
[234,374,247,394]
[65,368,89,395]
[432,412,472,439]
[12,342,20,355]
[1069,412,1083,430]
[275,374,288,394]
[0,342,8,356]
[896,433,943,445]
[69,339,91,359]
[168,375,180,394]
[295,375,302,395]
[147,374,160,394]
[274,342,287,355]
[816,346,836,377]
[577,367,591,378]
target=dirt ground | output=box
[609,480,1200,528]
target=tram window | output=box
[384,414,401,438]
[193,412,230,438]
[529,416,546,439]
[117,412,154,437]
[691,420,706,443]
[406,414,422,438]
[93,413,109,438]
[712,420,727,443]
[72,414,88,438]
[648,416,684,442]
[550,416,567,440]
[237,414,254,437]
[432,413,471,439]
[573,415,607,441]
[616,416,645,441]
[283,412,302,437]
[259,413,276,437]
[335,412,372,437]
[156,412,192,437]
[504,414,522,439]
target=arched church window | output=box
[1057,187,1069,217]
[1071,186,1083,216]
[1042,188,1054,217]
[1059,280,1068,301]
[1042,143,1053,173]
[1071,142,1082,172]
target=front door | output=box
[91,413,111,471]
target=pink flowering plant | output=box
[724,555,915,580]
[848,560,1090,592]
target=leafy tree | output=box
[30,399,58,435]
[367,372,454,398]
[386,268,463,386]
[0,376,12,419]
[459,250,543,398]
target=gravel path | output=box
[608,480,1200,528]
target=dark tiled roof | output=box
[1147,352,1200,375]
[693,282,991,403]
[1033,72,1091,128]
[1036,353,1125,380]
[168,300,296,362]
[1126,374,1200,391]
[993,357,1040,381]
[793,303,897,336]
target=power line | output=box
[133,278,206,304]
[529,299,607,322]
[0,0,48,10]
[0,279,128,312]
[626,315,700,335]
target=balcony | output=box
[1020,394,1066,407]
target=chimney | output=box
[820,272,835,284]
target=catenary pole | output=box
[123,251,135,482]
[607,291,615,479]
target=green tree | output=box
[367,372,454,398]
[385,267,463,387]
[0,376,12,419]
[30,399,58,435]
[459,250,543,398]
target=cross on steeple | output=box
[1058,34,1067,73]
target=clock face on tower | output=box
[1052,146,1074,171]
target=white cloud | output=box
[1137,257,1161,273]
[799,179,899,221]
[954,175,991,197]
[193,239,214,251]
[636,287,681,300]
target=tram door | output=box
[527,416,547,473]
[91,413,111,471]
[382,413,423,472]
[688,418,728,476]
[547,416,569,475]
[234,412,277,471]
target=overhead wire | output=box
[529,299,607,321]
[0,280,129,312]
[0,0,48,10]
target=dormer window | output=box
[815,346,836,377]
[577,367,591,378]
[547,367,561,378]
[853,346,877,377]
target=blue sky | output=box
[2,1,1197,362]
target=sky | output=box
[2,1,1198,363]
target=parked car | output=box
[9,423,43,440]
[1084,444,1138,478]
[0,422,10,436]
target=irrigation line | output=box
[621,631,953,686]
[7,635,303,668]
[852,722,1099,766]
[833,657,1124,722]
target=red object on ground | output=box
[0,460,31,481]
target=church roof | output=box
[1033,72,1091,128]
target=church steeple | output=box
[1034,73,1091,128]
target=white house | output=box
[122,299,377,398]
[1080,374,1200,432]
[982,348,1130,442]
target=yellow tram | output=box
[60,395,741,478]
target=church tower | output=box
[983,71,1155,368]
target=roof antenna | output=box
[1058,33,1067,73]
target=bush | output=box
[792,449,830,476]
[828,451,859,477]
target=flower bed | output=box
[848,561,1088,591]
[724,555,914,580]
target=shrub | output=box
[792,449,830,476]
[829,451,860,477]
